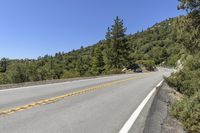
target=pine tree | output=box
[178,0,200,12]
[104,27,112,69]
[104,16,130,69]
[0,58,8,72]
[91,45,104,75]
[105,27,111,40]
[75,57,86,76]
[111,16,127,39]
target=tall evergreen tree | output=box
[91,45,104,75]
[105,27,111,40]
[104,16,130,69]
[111,16,127,39]
[178,0,200,12]
[104,27,112,69]
[0,58,8,72]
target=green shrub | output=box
[0,73,10,84]
[103,68,123,75]
[167,71,200,96]
[136,60,156,71]
[171,92,200,133]
[61,70,80,79]
[166,66,200,97]
[167,54,200,132]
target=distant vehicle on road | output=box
[128,64,143,73]
[134,68,143,73]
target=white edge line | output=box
[119,80,164,133]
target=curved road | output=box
[0,69,171,133]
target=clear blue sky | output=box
[0,0,184,59]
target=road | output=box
[0,69,171,133]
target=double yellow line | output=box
[0,73,151,116]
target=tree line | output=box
[0,15,183,85]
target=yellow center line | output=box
[0,73,152,116]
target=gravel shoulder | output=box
[143,82,186,133]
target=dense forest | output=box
[0,16,184,85]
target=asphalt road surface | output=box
[0,68,171,133]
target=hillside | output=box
[127,17,185,66]
[1,0,199,132]
[0,17,184,85]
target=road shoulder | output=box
[143,82,186,133]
